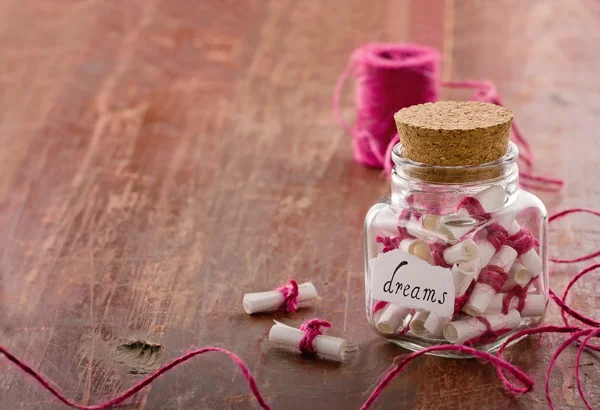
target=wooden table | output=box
[1,1,599,409]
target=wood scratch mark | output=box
[72,0,159,188]
[342,267,352,332]
[83,218,96,406]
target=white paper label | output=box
[369,249,455,317]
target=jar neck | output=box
[390,142,520,214]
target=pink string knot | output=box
[277,280,300,313]
[506,229,538,255]
[376,235,401,253]
[453,282,475,317]
[456,196,490,219]
[481,222,509,251]
[502,284,530,314]
[477,265,507,292]
[430,242,451,268]
[298,319,332,355]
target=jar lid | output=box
[394,101,513,166]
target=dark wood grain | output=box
[1,1,599,409]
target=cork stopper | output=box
[394,101,514,182]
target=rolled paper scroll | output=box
[452,263,477,296]
[407,215,454,244]
[443,239,479,264]
[473,184,506,213]
[443,309,522,344]
[269,321,347,359]
[409,311,430,335]
[404,218,442,244]
[243,282,318,314]
[375,303,411,335]
[496,208,517,230]
[401,237,434,262]
[463,245,518,317]
[500,277,518,292]
[508,221,542,277]
[372,207,401,237]
[519,249,543,278]
[484,293,546,317]
[438,209,477,242]
[471,239,497,278]
[400,238,433,262]
[424,262,477,336]
[508,261,531,286]
[421,214,440,232]
[423,312,449,337]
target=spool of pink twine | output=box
[333,43,440,168]
[333,43,564,192]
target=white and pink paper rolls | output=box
[269,321,347,359]
[443,310,522,344]
[443,239,479,265]
[483,293,546,317]
[375,303,411,335]
[463,245,518,317]
[409,311,430,335]
[243,282,317,314]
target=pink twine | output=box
[0,345,271,410]
[333,43,440,168]
[277,280,300,313]
[453,281,475,317]
[333,43,564,192]
[430,242,451,268]
[483,222,509,251]
[464,317,512,346]
[506,229,538,255]
[298,319,332,355]
[375,235,401,253]
[360,344,534,410]
[457,196,489,218]
[477,265,507,293]
[501,283,530,315]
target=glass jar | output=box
[364,142,548,357]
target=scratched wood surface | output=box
[0,1,599,409]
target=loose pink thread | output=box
[277,280,300,313]
[0,346,271,410]
[298,319,332,355]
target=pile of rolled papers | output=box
[369,185,547,345]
